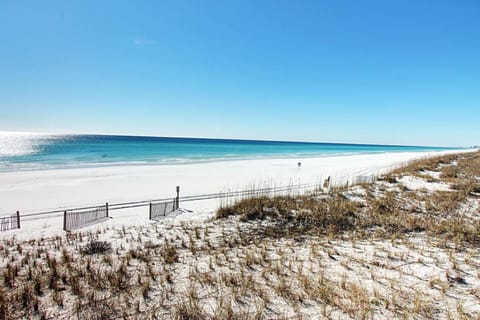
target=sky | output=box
[0,0,479,147]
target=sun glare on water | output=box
[0,131,49,157]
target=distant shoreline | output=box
[0,132,462,173]
[0,149,467,173]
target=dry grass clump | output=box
[440,165,460,179]
[456,151,480,176]
[431,218,480,245]
[218,195,361,238]
[427,190,466,214]
[392,153,459,176]
[363,192,423,234]
[217,196,283,220]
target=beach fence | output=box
[1,184,316,233]
[63,203,109,231]
[352,175,376,185]
[149,199,177,220]
[149,186,180,220]
[0,212,20,232]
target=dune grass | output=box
[217,151,480,246]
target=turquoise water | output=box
[0,133,457,171]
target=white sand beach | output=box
[0,149,470,238]
[1,150,464,211]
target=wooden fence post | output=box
[63,211,67,231]
[16,211,20,229]
[106,202,109,218]
[176,186,180,209]
[149,202,152,220]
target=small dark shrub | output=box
[382,174,398,183]
[162,243,179,264]
[81,241,112,255]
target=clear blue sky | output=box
[0,0,479,147]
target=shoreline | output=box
[0,148,464,173]
[0,148,469,173]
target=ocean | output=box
[0,133,457,172]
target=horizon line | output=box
[0,130,463,149]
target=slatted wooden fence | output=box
[0,212,20,232]
[149,200,177,220]
[63,203,109,231]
